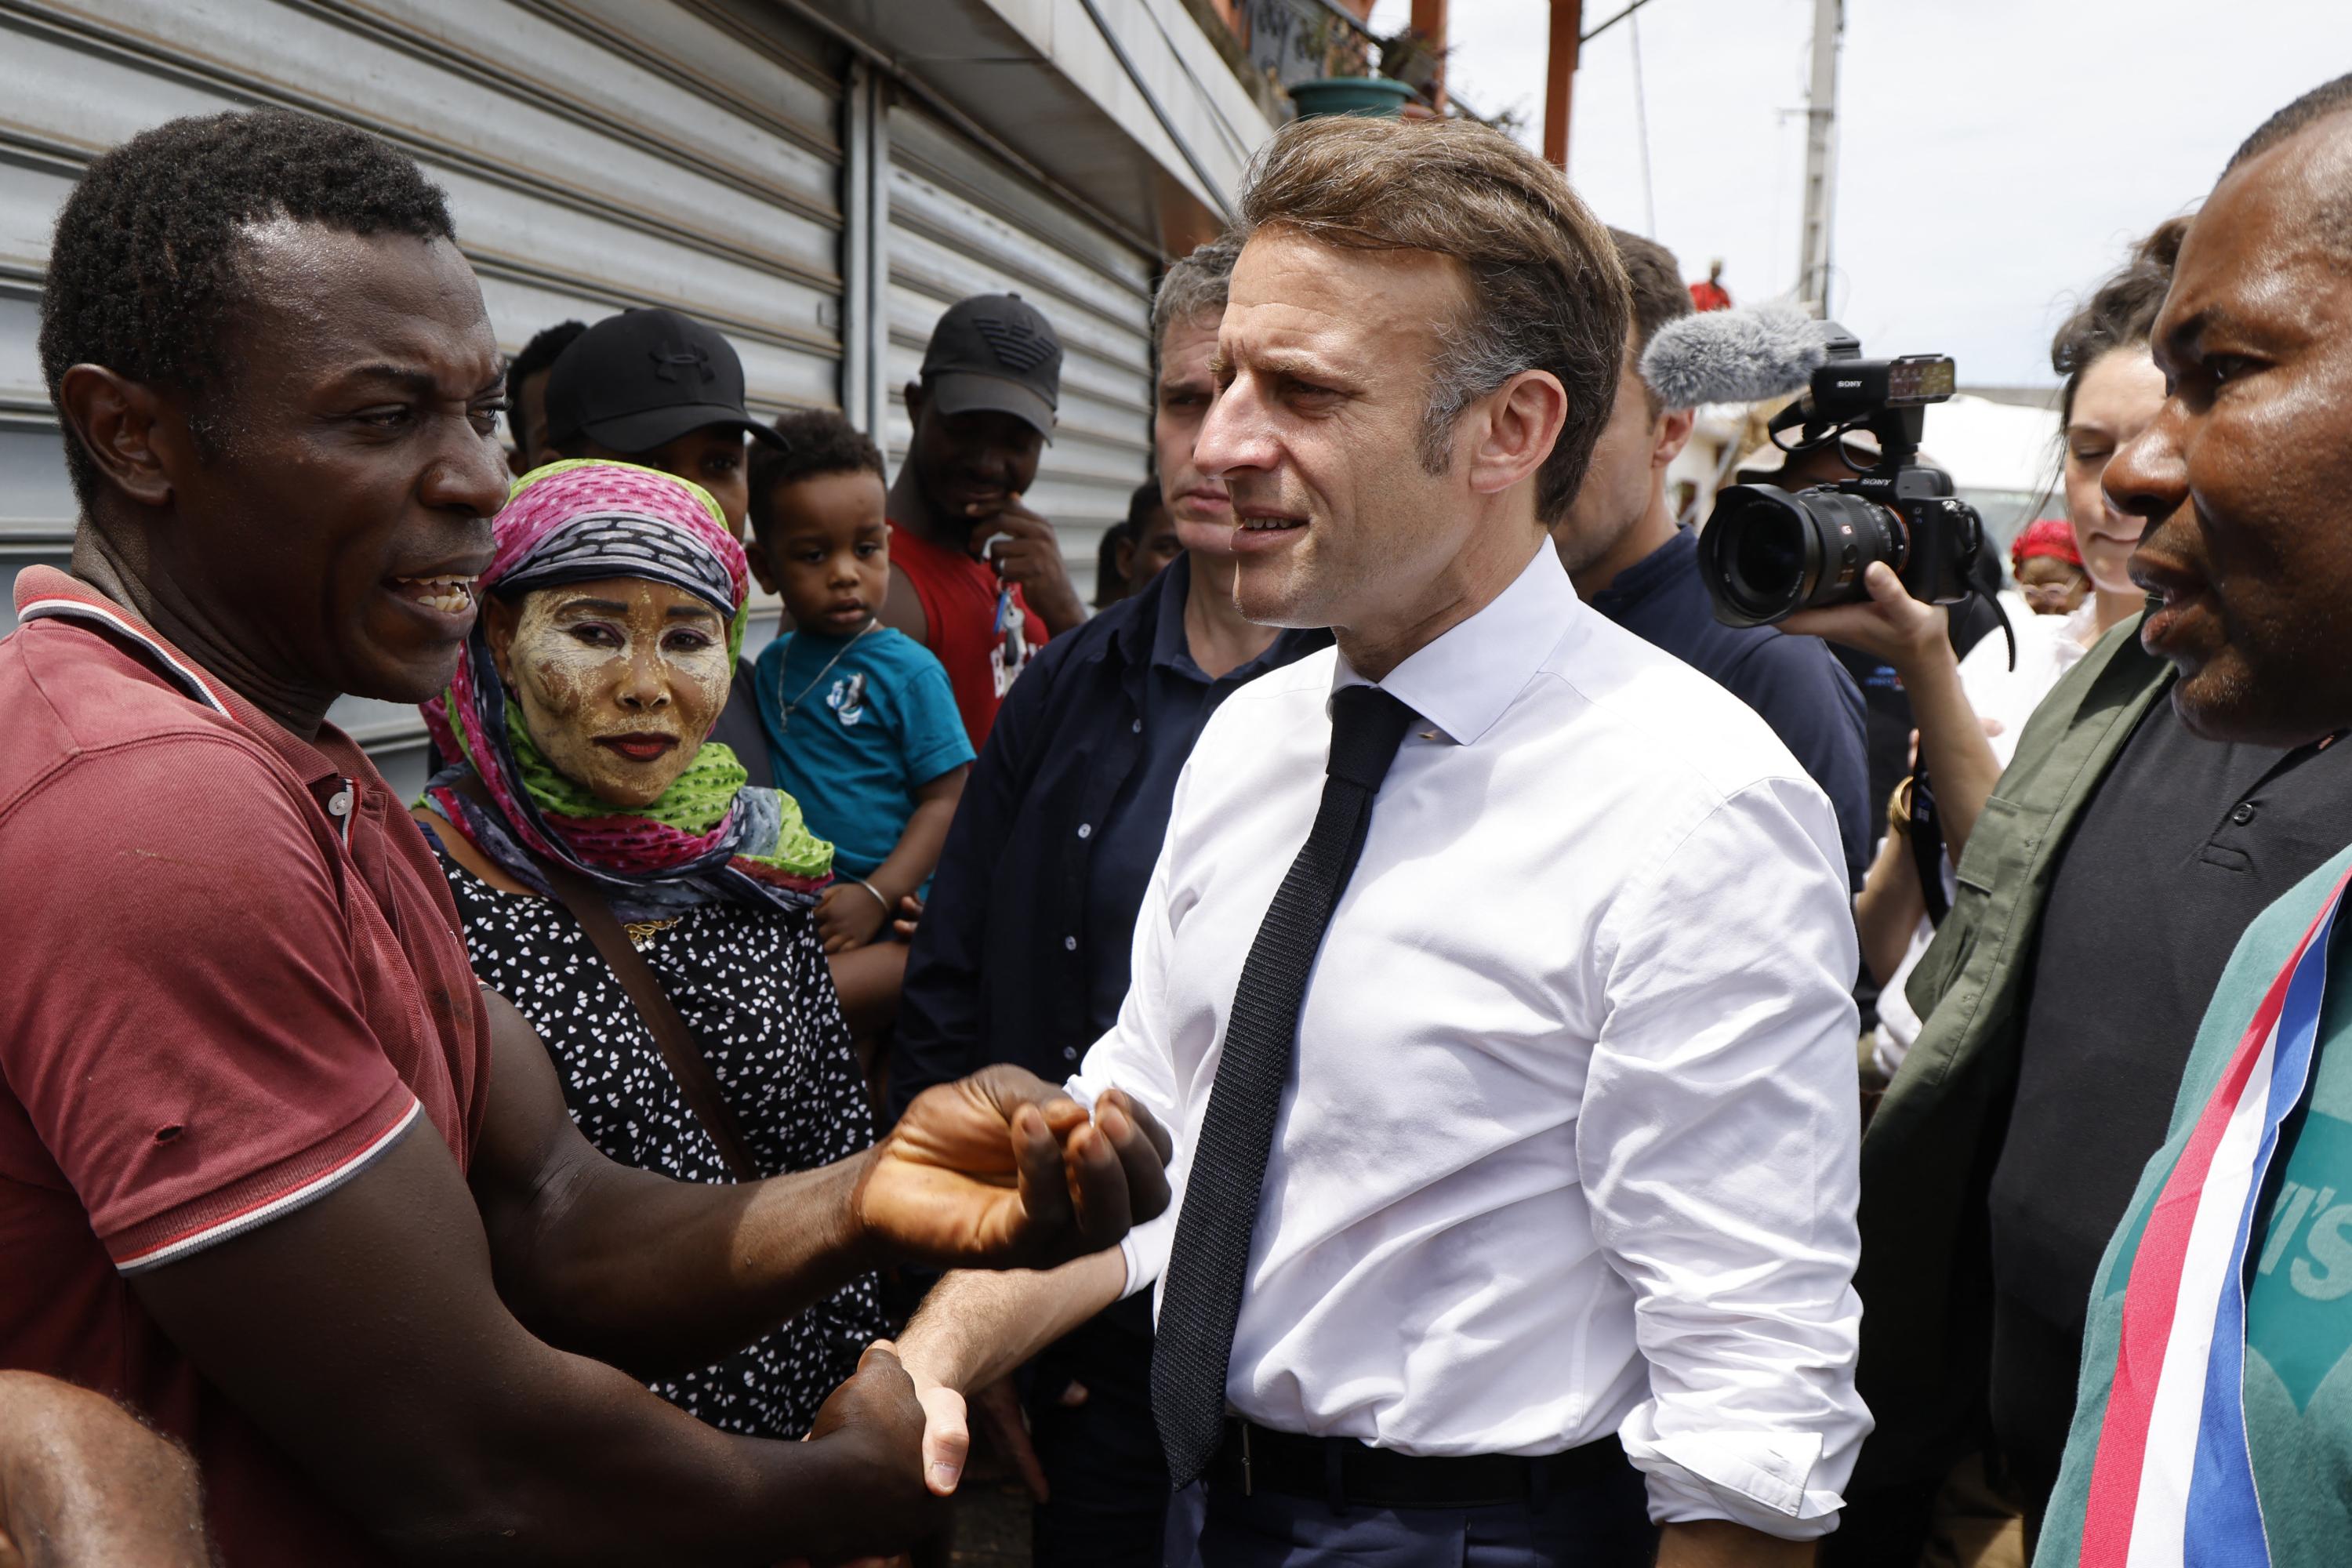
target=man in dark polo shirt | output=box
[879,293,1089,747]
[893,236,1327,1566]
[1547,230,1871,887]
[0,108,1168,1568]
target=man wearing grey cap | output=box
[880,293,1088,747]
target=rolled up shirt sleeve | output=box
[1581,775,1871,1538]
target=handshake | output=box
[792,1065,1171,1563]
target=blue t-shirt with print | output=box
[753,625,973,884]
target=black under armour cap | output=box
[543,307,784,455]
[920,293,1062,441]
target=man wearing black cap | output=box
[543,306,787,782]
[881,293,1087,747]
[543,306,782,537]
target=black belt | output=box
[1205,1419,1631,1509]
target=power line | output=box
[1075,0,1237,223]
[1629,7,1656,237]
[1581,0,1666,45]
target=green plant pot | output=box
[1287,76,1417,121]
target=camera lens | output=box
[1698,484,1907,628]
[1724,496,1809,615]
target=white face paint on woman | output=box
[485,575,732,810]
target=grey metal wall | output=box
[0,0,848,793]
[882,100,1157,593]
[0,3,1164,793]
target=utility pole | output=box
[1796,0,1842,314]
[1411,0,1449,112]
[1544,0,1583,168]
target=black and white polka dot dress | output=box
[431,846,887,1439]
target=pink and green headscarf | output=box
[421,459,832,918]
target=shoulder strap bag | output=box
[454,773,760,1181]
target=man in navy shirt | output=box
[1550,230,1872,887]
[893,238,1325,1564]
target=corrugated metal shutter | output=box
[0,0,847,794]
[883,100,1156,597]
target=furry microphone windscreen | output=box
[1639,303,1841,409]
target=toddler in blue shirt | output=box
[750,412,973,953]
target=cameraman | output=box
[1553,230,1871,887]
[1818,215,2352,1561]
[1807,224,2193,1071]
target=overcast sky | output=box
[1365,0,2352,387]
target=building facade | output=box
[0,0,1272,789]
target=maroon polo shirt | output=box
[0,567,492,1565]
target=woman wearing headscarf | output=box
[413,459,884,1439]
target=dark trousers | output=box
[1988,1290,2076,1540]
[1163,1452,1656,1567]
[1026,1297,1169,1566]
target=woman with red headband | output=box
[412,459,885,1440]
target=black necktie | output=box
[1150,683,1421,1489]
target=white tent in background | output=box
[1918,394,2063,554]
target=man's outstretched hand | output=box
[782,1341,945,1568]
[855,1066,1171,1269]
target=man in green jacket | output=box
[1835,82,2352,1552]
[1835,619,2157,1559]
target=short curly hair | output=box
[505,319,586,445]
[38,108,455,510]
[2229,71,2352,173]
[2223,74,2352,262]
[749,408,887,544]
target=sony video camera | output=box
[1697,336,1985,629]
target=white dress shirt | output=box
[1068,543,1871,1537]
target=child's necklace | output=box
[776,620,874,731]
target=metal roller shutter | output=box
[0,0,847,793]
[882,100,1157,601]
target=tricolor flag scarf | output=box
[2079,862,2352,1566]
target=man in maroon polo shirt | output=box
[0,108,1169,1566]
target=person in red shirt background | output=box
[2009,515,2092,616]
[1689,257,1733,313]
[881,293,1091,746]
